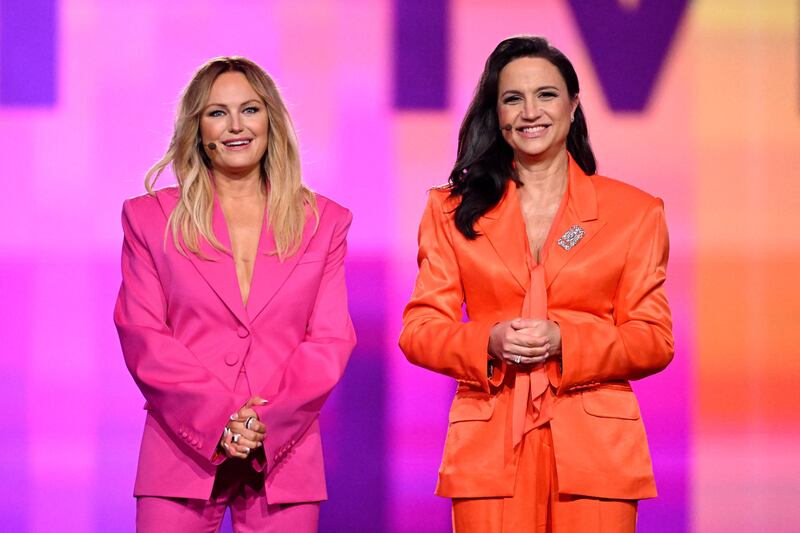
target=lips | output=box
[221,138,252,148]
[516,124,550,138]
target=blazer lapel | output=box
[155,188,250,327]
[245,200,322,322]
[544,158,607,289]
[476,182,529,291]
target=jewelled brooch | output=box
[557,225,585,251]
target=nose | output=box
[228,113,244,133]
[521,99,540,120]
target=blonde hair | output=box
[145,56,317,260]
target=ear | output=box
[571,95,580,121]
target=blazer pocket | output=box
[449,393,498,423]
[298,251,327,264]
[581,387,641,420]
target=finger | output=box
[240,417,266,434]
[502,343,550,358]
[229,426,264,443]
[245,396,269,408]
[228,418,264,440]
[507,354,548,365]
[231,443,251,458]
[234,435,261,449]
[507,333,549,348]
[510,318,537,330]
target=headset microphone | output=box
[207,142,217,150]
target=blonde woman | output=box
[114,57,355,532]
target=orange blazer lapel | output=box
[476,182,529,292]
[544,158,607,289]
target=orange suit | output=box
[399,156,673,508]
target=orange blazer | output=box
[399,156,673,501]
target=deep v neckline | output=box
[214,194,267,310]
[520,178,570,269]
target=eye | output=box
[243,106,261,114]
[501,95,522,104]
[207,109,225,117]
[539,91,558,99]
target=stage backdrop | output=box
[1,1,798,531]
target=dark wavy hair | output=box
[449,36,596,239]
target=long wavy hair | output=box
[145,56,317,260]
[448,36,596,239]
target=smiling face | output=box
[496,56,578,165]
[199,71,269,179]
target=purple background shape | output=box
[0,0,57,105]
[565,0,690,111]
[393,0,449,109]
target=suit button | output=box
[237,326,249,338]
[225,353,239,366]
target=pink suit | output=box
[114,186,355,520]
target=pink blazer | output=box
[114,186,355,504]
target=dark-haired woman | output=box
[399,36,673,532]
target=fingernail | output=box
[260,399,269,404]
[230,413,237,420]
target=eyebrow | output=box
[204,99,262,109]
[500,85,561,97]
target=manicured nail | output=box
[230,413,238,420]
[260,399,269,404]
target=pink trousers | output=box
[136,369,320,532]
[136,457,319,533]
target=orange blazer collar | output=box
[480,155,598,222]
[475,154,603,291]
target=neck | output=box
[514,150,569,195]
[213,168,265,201]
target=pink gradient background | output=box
[1,1,798,531]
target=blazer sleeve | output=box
[114,199,248,462]
[557,197,674,391]
[251,209,356,473]
[398,191,504,392]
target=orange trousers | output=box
[452,425,637,533]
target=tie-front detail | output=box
[510,258,558,448]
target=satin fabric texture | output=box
[399,155,674,501]
[452,425,637,533]
[114,186,356,505]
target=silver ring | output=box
[515,355,522,364]
[232,433,241,444]
[245,416,255,430]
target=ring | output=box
[232,433,241,444]
[515,355,522,364]
[245,416,255,430]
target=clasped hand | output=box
[489,318,562,366]
[219,396,268,459]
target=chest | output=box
[220,200,266,305]
[518,197,562,264]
